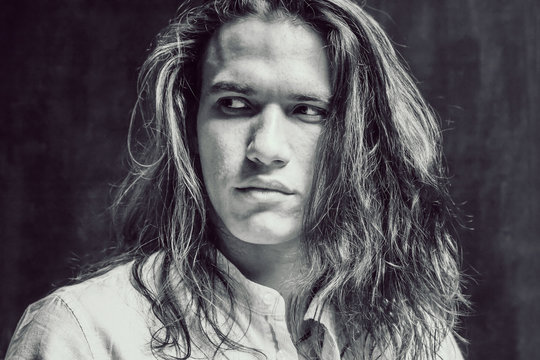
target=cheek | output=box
[197,119,246,187]
[198,130,225,185]
[294,126,321,175]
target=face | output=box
[197,17,331,245]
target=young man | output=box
[7,0,466,359]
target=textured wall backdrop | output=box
[1,0,538,358]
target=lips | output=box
[236,179,294,195]
[235,178,295,204]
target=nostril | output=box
[246,144,289,168]
[247,154,287,168]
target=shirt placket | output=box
[260,292,298,360]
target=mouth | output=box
[237,187,292,195]
[235,179,295,201]
[236,179,294,195]
[235,187,293,203]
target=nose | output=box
[246,105,291,168]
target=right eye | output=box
[217,97,252,115]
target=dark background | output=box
[1,0,538,358]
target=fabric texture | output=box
[6,252,463,359]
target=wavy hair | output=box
[89,0,467,358]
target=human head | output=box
[118,0,463,357]
[125,0,441,246]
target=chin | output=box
[232,221,302,245]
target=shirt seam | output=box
[53,294,96,360]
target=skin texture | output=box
[197,17,331,246]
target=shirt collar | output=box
[216,251,287,317]
[216,251,342,358]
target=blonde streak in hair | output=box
[143,36,206,293]
[125,43,179,173]
[160,51,205,209]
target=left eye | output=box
[293,105,327,122]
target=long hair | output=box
[91,0,467,358]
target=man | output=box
[7,0,466,359]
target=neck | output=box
[215,227,304,301]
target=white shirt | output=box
[6,252,463,359]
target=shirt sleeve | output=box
[6,295,94,360]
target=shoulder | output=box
[6,294,94,359]
[437,333,465,360]
[55,259,147,318]
[6,255,164,360]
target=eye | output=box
[293,104,327,123]
[217,97,252,115]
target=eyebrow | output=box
[208,81,256,96]
[207,81,330,105]
[290,94,330,105]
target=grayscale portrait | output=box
[2,0,537,359]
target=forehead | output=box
[200,17,330,98]
[210,17,323,60]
